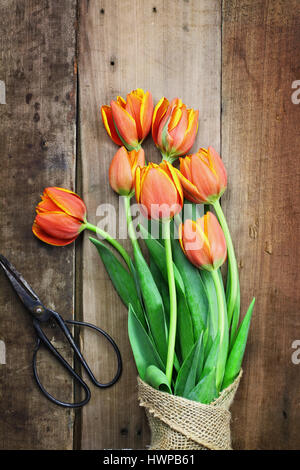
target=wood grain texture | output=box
[0,0,77,449]
[78,0,221,449]
[222,0,300,450]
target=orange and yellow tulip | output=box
[32,187,87,246]
[152,97,199,161]
[177,146,227,204]
[101,89,153,150]
[109,146,145,196]
[135,161,183,220]
[179,212,227,271]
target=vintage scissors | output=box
[0,254,122,408]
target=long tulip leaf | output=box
[187,367,218,404]
[145,365,172,394]
[222,298,255,390]
[132,244,168,364]
[90,237,146,328]
[128,304,164,380]
[170,231,207,340]
[199,270,219,340]
[229,276,241,348]
[139,224,185,295]
[174,333,203,398]
[200,333,220,380]
[177,293,195,361]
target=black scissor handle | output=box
[32,313,122,408]
[32,323,91,408]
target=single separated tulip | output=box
[135,161,183,220]
[152,97,199,161]
[109,146,145,196]
[33,187,87,246]
[177,146,227,204]
[101,89,153,150]
[179,212,227,271]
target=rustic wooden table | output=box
[0,0,299,450]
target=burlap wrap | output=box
[137,370,242,450]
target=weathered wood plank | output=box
[222,0,300,449]
[0,0,77,449]
[79,0,221,449]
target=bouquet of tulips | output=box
[32,89,255,450]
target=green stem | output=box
[123,195,142,255]
[211,269,226,345]
[213,199,239,325]
[84,222,131,268]
[211,268,228,389]
[163,219,177,386]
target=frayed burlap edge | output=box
[137,370,242,450]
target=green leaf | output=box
[187,368,218,404]
[200,333,220,380]
[144,365,172,393]
[139,224,185,295]
[229,277,241,348]
[177,293,195,361]
[200,270,218,340]
[133,244,168,364]
[174,333,203,398]
[171,232,207,340]
[128,304,164,380]
[222,298,255,390]
[90,237,145,328]
[149,259,181,373]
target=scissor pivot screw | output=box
[35,306,44,315]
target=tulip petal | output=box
[180,219,211,269]
[140,166,181,219]
[45,187,87,222]
[152,97,169,145]
[126,93,143,140]
[101,105,123,146]
[140,91,153,141]
[36,194,60,213]
[169,105,189,151]
[109,146,134,196]
[32,221,79,246]
[190,154,220,202]
[206,146,227,191]
[175,168,204,204]
[176,109,199,156]
[204,212,227,269]
[111,100,138,148]
[35,212,83,241]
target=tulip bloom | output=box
[152,97,199,161]
[32,187,87,246]
[179,212,227,271]
[135,161,183,220]
[177,146,227,204]
[101,89,153,150]
[109,146,145,196]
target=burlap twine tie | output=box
[137,370,242,450]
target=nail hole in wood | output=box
[100,8,105,14]
[152,6,157,13]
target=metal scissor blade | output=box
[0,254,42,310]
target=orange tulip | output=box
[109,146,145,196]
[32,187,87,246]
[135,161,183,220]
[177,146,227,204]
[101,89,153,150]
[152,97,199,161]
[179,212,227,271]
